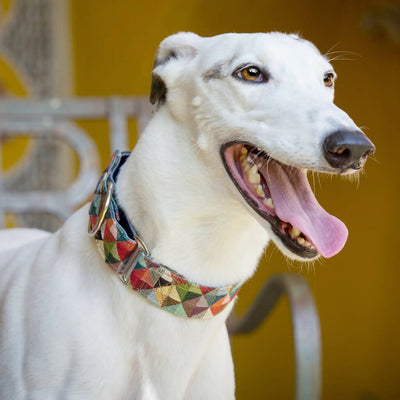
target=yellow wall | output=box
[70,1,399,399]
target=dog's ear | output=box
[150,32,201,106]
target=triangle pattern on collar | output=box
[88,151,242,319]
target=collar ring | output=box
[88,180,114,237]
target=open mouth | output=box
[221,142,348,259]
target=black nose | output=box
[323,130,375,170]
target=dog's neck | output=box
[117,108,269,286]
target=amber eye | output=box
[324,72,335,88]
[236,66,266,83]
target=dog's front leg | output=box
[184,326,235,400]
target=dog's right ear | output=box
[150,32,201,106]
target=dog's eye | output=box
[235,66,267,83]
[324,72,335,88]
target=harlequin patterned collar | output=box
[88,151,242,319]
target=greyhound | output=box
[0,32,374,399]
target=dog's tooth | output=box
[290,227,301,238]
[248,171,260,184]
[247,165,260,184]
[249,174,261,184]
[304,240,312,247]
[255,185,264,197]
[309,244,316,250]
[298,237,305,245]
[241,155,250,167]
[241,147,248,155]
[263,198,274,208]
[249,165,258,174]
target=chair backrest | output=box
[0,96,153,228]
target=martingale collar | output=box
[88,151,242,319]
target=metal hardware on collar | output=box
[133,234,150,256]
[117,234,150,284]
[88,180,114,237]
[117,247,145,285]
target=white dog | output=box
[0,32,374,399]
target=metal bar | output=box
[108,96,129,152]
[0,96,151,120]
[0,134,4,228]
[228,273,321,400]
[134,97,153,134]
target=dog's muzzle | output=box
[221,142,349,259]
[323,129,375,171]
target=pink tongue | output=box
[260,161,348,258]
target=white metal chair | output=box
[0,96,321,400]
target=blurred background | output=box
[0,0,399,399]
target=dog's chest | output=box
[57,293,229,399]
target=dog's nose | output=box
[323,129,375,170]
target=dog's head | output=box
[150,32,375,261]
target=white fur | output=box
[0,32,361,399]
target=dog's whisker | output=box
[319,172,323,190]
[326,50,361,57]
[328,56,358,63]
[325,48,361,64]
[368,155,381,165]
[311,170,317,193]
[324,42,342,58]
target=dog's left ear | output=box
[150,32,201,106]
